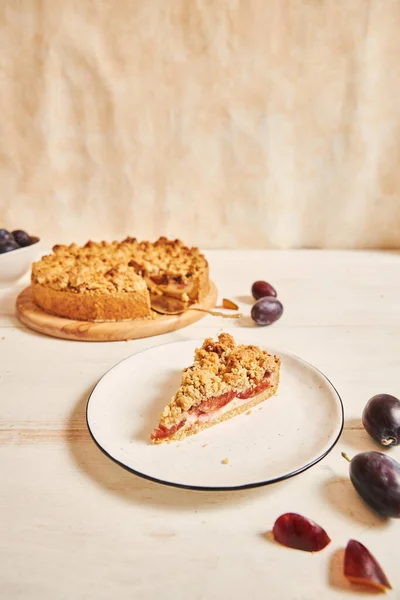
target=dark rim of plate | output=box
[85,340,345,492]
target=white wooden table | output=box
[1,249,399,600]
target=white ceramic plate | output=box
[87,339,344,491]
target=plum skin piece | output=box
[272,513,331,552]
[344,539,392,591]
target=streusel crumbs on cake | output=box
[159,333,280,427]
[32,236,207,294]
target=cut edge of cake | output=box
[30,236,209,322]
[150,333,281,444]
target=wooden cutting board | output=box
[16,281,218,342]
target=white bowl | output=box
[0,237,41,287]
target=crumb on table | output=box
[221,458,229,465]
[202,444,208,448]
[246,410,252,415]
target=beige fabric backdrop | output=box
[1,0,400,249]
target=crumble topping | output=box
[31,236,207,294]
[159,333,280,427]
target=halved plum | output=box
[195,373,271,412]
[272,513,331,552]
[344,539,391,591]
[152,371,272,440]
[196,391,236,413]
[237,376,270,400]
[151,419,186,441]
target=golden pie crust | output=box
[31,236,209,321]
[151,333,281,443]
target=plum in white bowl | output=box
[0,229,40,287]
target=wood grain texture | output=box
[1,250,400,599]
[1,1,400,249]
[16,281,218,341]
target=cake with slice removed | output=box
[151,333,281,443]
[31,236,209,322]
